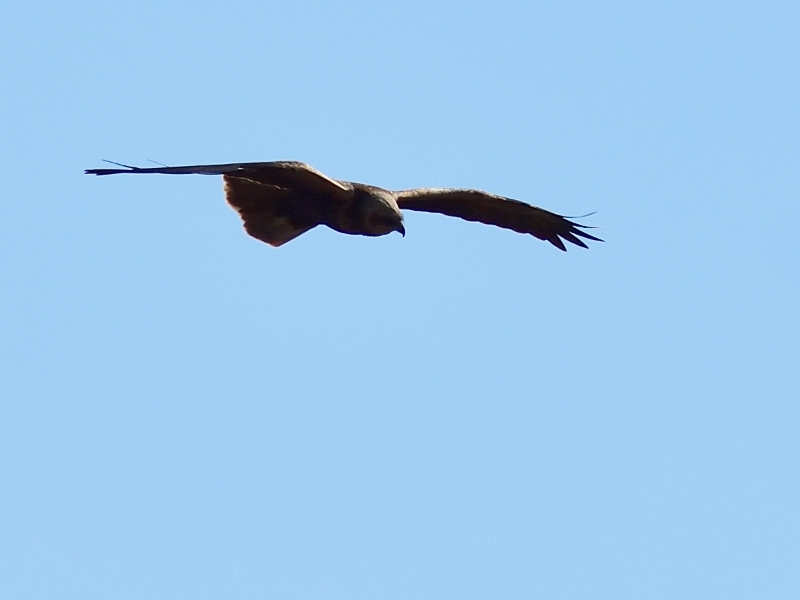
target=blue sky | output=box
[2,1,798,598]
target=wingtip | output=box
[573,228,604,243]
[566,216,604,246]
[86,160,141,175]
[85,168,125,176]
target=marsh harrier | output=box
[86,161,601,250]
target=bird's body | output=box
[86,161,601,250]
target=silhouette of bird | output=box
[86,161,601,250]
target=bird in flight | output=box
[86,161,601,250]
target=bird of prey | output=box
[86,161,601,251]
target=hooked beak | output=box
[396,222,405,237]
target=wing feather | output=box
[86,161,351,198]
[223,175,318,246]
[396,188,602,250]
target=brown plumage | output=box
[86,161,602,250]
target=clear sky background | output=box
[2,1,798,598]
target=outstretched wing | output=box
[86,161,351,199]
[395,188,602,251]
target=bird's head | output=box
[363,187,405,237]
